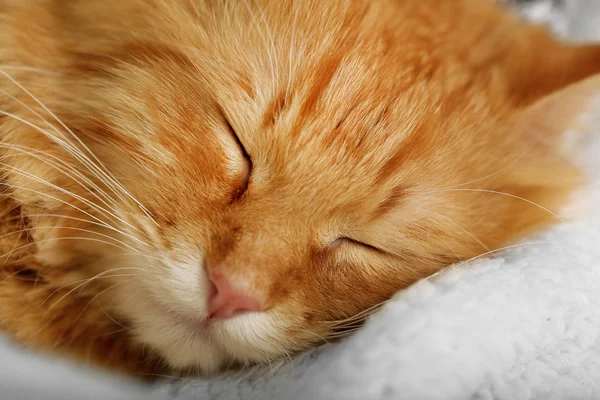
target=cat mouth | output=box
[176,313,213,332]
[168,309,256,333]
[144,293,212,331]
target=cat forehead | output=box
[119,0,507,160]
[103,0,520,198]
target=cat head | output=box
[2,0,600,372]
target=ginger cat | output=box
[0,0,599,376]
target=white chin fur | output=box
[132,309,285,371]
[136,317,228,372]
[107,263,287,372]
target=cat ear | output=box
[518,33,600,103]
[514,73,600,154]
[503,73,600,190]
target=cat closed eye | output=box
[223,115,252,200]
[329,237,385,253]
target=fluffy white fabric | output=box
[0,335,164,400]
[1,2,599,400]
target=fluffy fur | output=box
[0,0,599,375]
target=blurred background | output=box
[504,0,600,41]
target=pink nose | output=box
[207,271,263,320]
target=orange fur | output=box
[0,0,599,375]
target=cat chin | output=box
[113,279,286,372]
[134,309,286,372]
[135,317,230,372]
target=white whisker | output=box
[0,237,145,266]
[0,108,112,196]
[42,269,147,313]
[0,150,146,236]
[0,216,26,268]
[0,161,149,244]
[0,144,119,214]
[0,269,26,287]
[414,143,537,191]
[0,175,148,239]
[425,241,554,282]
[0,225,149,255]
[0,91,120,207]
[39,267,148,307]
[0,186,114,234]
[44,275,134,318]
[0,212,150,247]
[419,188,564,222]
[75,279,133,323]
[430,211,491,252]
[97,297,133,331]
[0,67,158,225]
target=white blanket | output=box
[1,1,599,399]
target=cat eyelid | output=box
[330,237,387,254]
[220,110,252,201]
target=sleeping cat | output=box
[0,0,599,376]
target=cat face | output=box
[2,0,599,372]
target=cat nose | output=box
[206,270,263,320]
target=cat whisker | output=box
[425,240,555,281]
[0,103,119,209]
[0,107,119,205]
[329,242,556,331]
[322,327,362,339]
[0,67,158,226]
[0,212,151,247]
[459,240,555,266]
[39,266,148,307]
[278,345,293,363]
[0,214,28,268]
[92,327,129,338]
[135,372,192,381]
[74,279,134,324]
[0,68,119,186]
[0,151,148,237]
[0,161,124,228]
[429,211,491,252]
[44,273,140,316]
[324,312,375,327]
[297,328,329,345]
[319,300,390,327]
[0,225,148,256]
[325,320,369,333]
[0,237,146,270]
[0,268,27,288]
[415,143,537,191]
[0,182,140,241]
[264,353,274,375]
[96,297,132,331]
[0,141,104,192]
[300,326,360,343]
[417,188,564,222]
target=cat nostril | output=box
[206,270,263,320]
